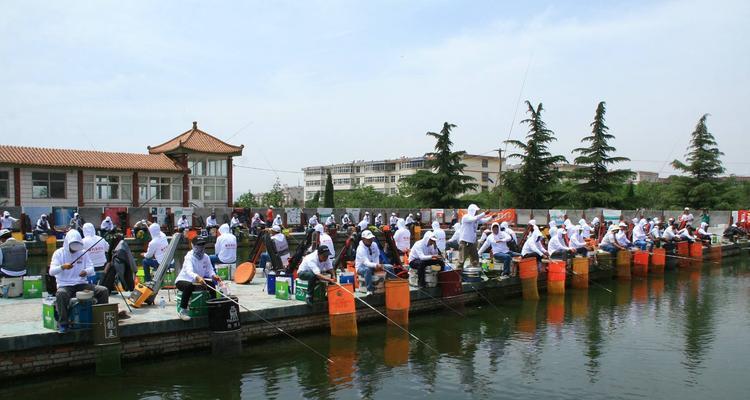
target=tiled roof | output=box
[148,121,243,155]
[0,145,187,173]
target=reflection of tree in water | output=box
[583,290,609,383]
[408,312,460,394]
[516,300,545,381]
[681,271,717,385]
[481,306,514,375]
[354,335,387,400]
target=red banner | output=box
[490,209,517,224]
[739,210,750,230]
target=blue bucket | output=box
[70,299,93,330]
[267,273,276,295]
[339,273,355,285]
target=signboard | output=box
[490,208,517,224]
[419,209,432,224]
[103,310,118,340]
[549,209,567,226]
[738,210,750,230]
[150,207,168,226]
[286,208,302,225]
[603,209,622,223]
[317,208,333,220]
[432,209,445,223]
[174,207,193,227]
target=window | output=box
[390,175,396,183]
[482,159,489,168]
[482,172,489,182]
[189,158,227,177]
[306,180,322,187]
[400,160,425,170]
[390,188,398,195]
[364,176,386,183]
[191,177,226,201]
[333,166,352,174]
[304,168,323,176]
[32,172,66,199]
[0,171,8,198]
[333,178,351,185]
[140,176,181,202]
[84,175,132,201]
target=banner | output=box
[317,208,333,221]
[490,208,517,224]
[738,210,750,229]
[432,209,445,223]
[286,208,302,225]
[549,209,566,226]
[603,209,622,223]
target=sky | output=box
[1,0,748,199]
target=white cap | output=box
[361,230,374,239]
[271,225,281,232]
[684,207,690,211]
[619,222,627,227]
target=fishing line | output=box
[566,267,613,293]
[332,281,440,355]
[502,52,534,157]
[204,284,334,364]
[649,250,722,265]
[383,268,465,317]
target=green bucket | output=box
[215,265,230,281]
[175,290,208,317]
[275,278,291,300]
[295,278,325,301]
[23,276,43,299]
[42,297,57,330]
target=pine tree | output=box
[572,101,632,207]
[671,114,725,208]
[504,101,567,208]
[323,170,334,208]
[403,122,477,207]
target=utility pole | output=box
[494,147,504,209]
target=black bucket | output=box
[207,295,241,332]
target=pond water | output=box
[7,255,750,399]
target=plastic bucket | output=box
[207,295,241,332]
[690,243,704,259]
[571,257,589,289]
[677,241,689,257]
[632,251,649,277]
[519,258,538,279]
[438,270,462,298]
[547,261,566,294]
[385,280,410,311]
[266,273,276,295]
[328,284,356,316]
[651,248,666,266]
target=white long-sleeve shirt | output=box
[325,216,335,226]
[175,250,216,284]
[144,234,168,264]
[569,231,587,249]
[521,235,546,257]
[408,237,439,262]
[601,231,618,246]
[679,228,695,241]
[548,234,571,254]
[650,226,662,241]
[632,224,647,241]
[459,212,491,243]
[478,231,512,254]
[206,216,218,227]
[215,226,237,264]
[319,232,335,260]
[662,226,677,241]
[616,231,631,246]
[1,215,18,229]
[49,249,94,288]
[355,241,381,271]
[298,251,333,275]
[177,217,190,229]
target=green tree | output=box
[262,178,285,207]
[323,170,335,208]
[234,190,260,208]
[571,101,633,207]
[403,122,477,207]
[503,101,567,208]
[671,114,725,208]
[305,192,320,208]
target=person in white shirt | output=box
[404,213,415,229]
[49,230,109,333]
[314,224,335,261]
[615,222,632,249]
[431,220,446,254]
[650,218,663,248]
[34,214,53,239]
[1,211,18,230]
[341,213,352,229]
[548,226,574,260]
[569,225,589,256]
[678,225,697,243]
[297,245,336,304]
[389,213,399,230]
[662,223,678,244]
[325,214,336,229]
[408,232,443,287]
[446,222,461,250]
[631,218,650,250]
[697,222,712,246]
[478,228,492,248]
[177,215,190,232]
[374,213,384,228]
[679,207,694,227]
[175,236,220,321]
[230,213,242,236]
[521,225,548,271]
[82,223,110,278]
[355,230,394,294]
[211,224,237,265]
[205,212,219,229]
[259,225,290,271]
[600,225,626,255]
[272,214,283,228]
[478,222,516,276]
[501,221,519,248]
[357,213,370,232]
[393,218,411,256]
[141,223,168,282]
[579,218,593,239]
[100,216,115,235]
[308,213,319,228]
[250,213,263,235]
[456,204,492,270]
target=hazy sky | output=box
[2,0,748,198]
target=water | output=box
[8,255,750,399]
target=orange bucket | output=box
[651,248,666,266]
[385,280,410,311]
[633,250,649,266]
[519,258,538,279]
[328,284,356,316]
[616,251,631,280]
[234,262,256,284]
[571,257,589,289]
[690,243,703,259]
[677,241,689,257]
[547,261,566,294]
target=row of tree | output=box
[237,101,737,210]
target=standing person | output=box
[325,214,336,230]
[408,232,444,287]
[314,224,335,261]
[431,220,446,254]
[69,212,84,234]
[355,230,393,295]
[176,215,190,233]
[478,223,516,277]
[1,211,18,230]
[297,245,336,305]
[679,208,694,228]
[100,216,115,236]
[49,230,109,333]
[393,218,411,257]
[211,224,237,266]
[175,236,220,321]
[265,206,275,226]
[389,213,398,230]
[34,214,53,240]
[0,229,27,277]
[141,223,168,282]
[700,209,710,225]
[82,223,110,281]
[374,213,384,228]
[456,204,492,270]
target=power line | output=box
[233,164,302,174]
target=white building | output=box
[302,154,504,201]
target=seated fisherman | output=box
[521,224,548,270]
[297,245,336,305]
[408,231,444,288]
[175,236,220,321]
[176,215,190,233]
[678,224,696,244]
[599,225,626,255]
[355,230,394,295]
[632,219,650,250]
[34,214,54,240]
[547,226,575,260]
[133,219,150,238]
[568,225,590,256]
[0,229,27,278]
[478,222,517,277]
[696,222,712,246]
[615,222,633,249]
[49,230,109,333]
[723,223,746,242]
[650,218,663,248]
[100,216,115,236]
[211,223,237,266]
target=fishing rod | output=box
[204,284,333,364]
[382,268,465,317]
[647,250,721,265]
[66,236,107,266]
[331,280,440,355]
[566,266,613,293]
